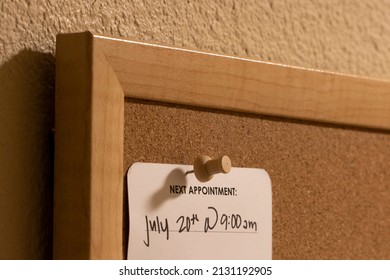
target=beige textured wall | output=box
[1,0,390,259]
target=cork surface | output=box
[124,99,390,259]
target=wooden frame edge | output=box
[95,33,390,131]
[55,31,123,259]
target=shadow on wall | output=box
[0,50,55,259]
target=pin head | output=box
[193,155,232,182]
[219,155,232,174]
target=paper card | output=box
[127,163,272,259]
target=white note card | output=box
[127,163,272,259]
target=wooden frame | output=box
[54,31,390,259]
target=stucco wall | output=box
[1,0,390,259]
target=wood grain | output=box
[54,32,123,259]
[96,34,390,131]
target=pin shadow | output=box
[149,168,188,211]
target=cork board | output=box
[55,32,390,259]
[123,98,390,259]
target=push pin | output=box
[187,155,232,182]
